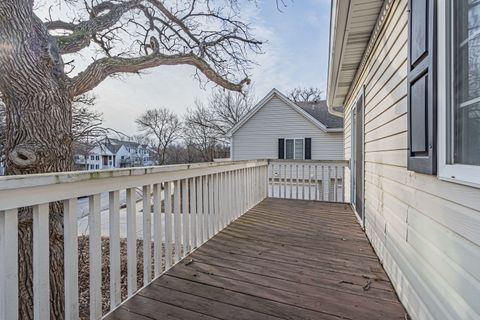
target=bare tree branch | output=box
[288,87,324,102]
[69,52,251,96]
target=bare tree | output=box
[136,108,182,165]
[208,89,256,139]
[184,101,219,161]
[288,87,324,102]
[0,0,262,317]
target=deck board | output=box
[106,198,407,320]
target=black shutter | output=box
[304,138,312,160]
[407,0,436,174]
[278,138,285,159]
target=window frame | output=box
[284,138,305,160]
[437,0,480,188]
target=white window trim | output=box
[437,1,480,189]
[284,138,305,160]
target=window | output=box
[285,138,304,160]
[451,0,480,165]
[95,164,99,169]
[95,155,100,161]
[438,0,480,186]
[90,155,94,160]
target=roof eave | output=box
[326,0,351,111]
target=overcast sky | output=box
[41,0,331,136]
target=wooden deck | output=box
[106,198,407,320]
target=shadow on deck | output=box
[106,198,407,320]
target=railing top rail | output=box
[0,160,268,210]
[0,160,268,191]
[268,159,348,164]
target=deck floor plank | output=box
[105,198,407,320]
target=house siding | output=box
[231,96,344,160]
[343,1,480,319]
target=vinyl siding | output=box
[343,1,480,319]
[231,95,344,160]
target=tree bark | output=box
[0,1,73,319]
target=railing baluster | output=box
[218,172,223,230]
[214,173,220,234]
[302,165,306,200]
[234,170,238,219]
[208,174,214,237]
[88,195,102,319]
[315,165,318,200]
[308,165,311,200]
[296,165,299,199]
[142,185,152,284]
[109,191,121,309]
[197,176,204,245]
[182,179,189,254]
[334,166,338,202]
[0,208,18,320]
[230,170,234,223]
[271,164,274,197]
[324,166,330,201]
[153,183,163,277]
[340,166,345,202]
[164,182,173,269]
[126,188,137,296]
[173,180,181,263]
[34,204,50,320]
[189,178,197,249]
[64,199,78,319]
[202,176,208,243]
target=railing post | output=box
[0,209,18,320]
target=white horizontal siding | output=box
[232,96,344,161]
[342,0,480,319]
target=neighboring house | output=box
[76,137,154,170]
[327,1,480,319]
[226,89,344,161]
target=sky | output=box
[39,0,332,136]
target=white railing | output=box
[0,160,268,320]
[268,160,347,202]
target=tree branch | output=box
[46,1,139,54]
[69,51,250,96]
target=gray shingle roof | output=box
[295,100,343,129]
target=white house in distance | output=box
[76,137,153,170]
[226,89,344,161]
[328,0,480,319]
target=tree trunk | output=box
[0,1,73,319]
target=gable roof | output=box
[226,88,343,137]
[296,101,344,129]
